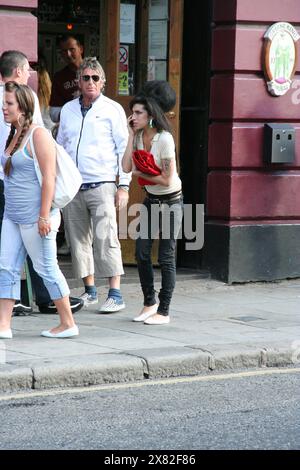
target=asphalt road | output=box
[0,368,299,451]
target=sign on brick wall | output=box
[263,22,300,96]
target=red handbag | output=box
[132,149,161,186]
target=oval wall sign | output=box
[263,22,299,96]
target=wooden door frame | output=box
[168,0,183,152]
[104,0,120,99]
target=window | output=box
[118,0,169,96]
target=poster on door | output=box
[118,44,129,96]
[120,4,136,44]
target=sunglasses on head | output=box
[81,74,101,82]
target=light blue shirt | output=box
[3,146,42,224]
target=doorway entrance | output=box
[103,0,183,263]
[37,0,184,264]
[177,0,212,269]
[37,0,102,77]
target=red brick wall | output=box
[208,0,300,222]
[0,1,37,6]
[0,1,38,89]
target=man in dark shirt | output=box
[49,35,84,257]
[49,35,83,122]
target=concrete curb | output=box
[262,346,298,368]
[0,366,33,392]
[125,347,210,378]
[0,344,297,393]
[32,354,145,390]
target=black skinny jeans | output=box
[135,196,183,316]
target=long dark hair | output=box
[4,81,34,176]
[129,94,172,134]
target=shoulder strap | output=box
[26,125,44,152]
[28,126,45,186]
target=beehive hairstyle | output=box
[139,80,176,113]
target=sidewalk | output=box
[0,266,300,393]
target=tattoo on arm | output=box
[162,159,171,176]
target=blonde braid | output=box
[4,116,32,176]
[4,125,16,177]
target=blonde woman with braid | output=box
[0,82,78,339]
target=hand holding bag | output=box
[29,127,82,208]
[132,149,161,186]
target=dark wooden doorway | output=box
[177,0,212,269]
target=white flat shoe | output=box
[0,329,12,339]
[133,305,158,322]
[41,325,79,338]
[144,314,170,325]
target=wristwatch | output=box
[118,185,129,192]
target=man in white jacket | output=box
[57,57,131,313]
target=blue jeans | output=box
[0,179,51,305]
[135,196,183,316]
[0,212,70,301]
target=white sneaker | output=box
[13,302,33,315]
[144,314,170,325]
[99,297,125,313]
[133,305,158,322]
[79,292,98,306]
[0,329,12,339]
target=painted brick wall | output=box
[208,0,300,222]
[0,1,38,88]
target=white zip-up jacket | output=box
[57,93,131,185]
